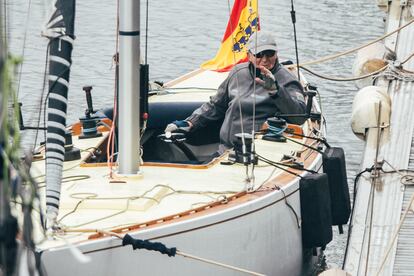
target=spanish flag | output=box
[201,0,259,72]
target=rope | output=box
[57,184,239,228]
[364,180,375,276]
[373,161,414,275]
[283,135,323,154]
[274,185,300,228]
[63,229,266,275]
[401,51,414,65]
[256,155,302,178]
[343,161,414,269]
[287,18,414,68]
[342,166,372,269]
[374,193,414,276]
[364,101,383,276]
[296,49,414,83]
[299,64,388,82]
[375,63,414,82]
[178,251,265,276]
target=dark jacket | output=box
[186,61,306,152]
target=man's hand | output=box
[164,120,192,134]
[255,66,278,91]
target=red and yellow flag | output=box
[201,0,259,72]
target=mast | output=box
[118,0,140,174]
[43,0,76,223]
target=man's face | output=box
[248,50,278,70]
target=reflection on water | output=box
[8,0,384,269]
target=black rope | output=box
[122,234,177,257]
[274,185,300,228]
[285,130,331,148]
[284,135,324,154]
[256,153,317,174]
[256,155,303,178]
[342,166,374,269]
[290,0,300,81]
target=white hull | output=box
[41,182,303,275]
[27,69,326,276]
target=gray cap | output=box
[247,31,278,54]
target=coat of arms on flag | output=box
[201,0,259,72]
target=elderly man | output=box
[166,31,306,153]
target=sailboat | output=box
[11,0,349,275]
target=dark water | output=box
[7,0,384,269]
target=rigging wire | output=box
[283,135,323,154]
[289,0,300,81]
[248,0,259,189]
[1,0,7,47]
[33,43,50,153]
[107,0,120,179]
[256,153,317,174]
[145,0,149,64]
[15,0,32,98]
[226,0,250,186]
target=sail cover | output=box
[42,0,76,223]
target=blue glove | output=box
[164,120,191,133]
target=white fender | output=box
[351,86,391,140]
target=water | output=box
[6,0,384,270]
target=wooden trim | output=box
[84,187,300,252]
[71,118,112,137]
